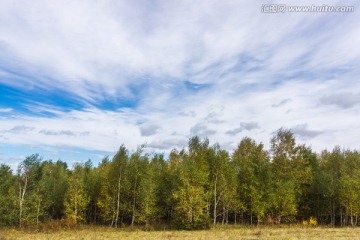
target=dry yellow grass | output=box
[1,225,360,240]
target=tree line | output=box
[1,128,360,229]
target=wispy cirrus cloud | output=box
[0,0,360,168]
[39,130,90,137]
[1,0,358,102]
[272,99,292,108]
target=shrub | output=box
[309,217,317,226]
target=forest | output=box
[0,128,359,230]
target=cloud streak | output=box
[319,93,360,109]
[226,122,260,136]
[39,130,90,137]
[0,108,13,113]
[0,0,360,167]
[272,99,291,108]
[291,124,323,140]
[140,124,161,137]
[190,123,216,137]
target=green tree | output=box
[161,149,182,226]
[17,154,42,227]
[233,137,271,225]
[137,154,159,226]
[97,147,129,227]
[38,160,68,221]
[292,145,317,222]
[270,129,298,223]
[339,150,360,226]
[96,156,115,225]
[0,164,17,226]
[173,137,210,229]
[149,154,170,224]
[82,159,102,224]
[65,164,89,223]
[208,145,237,225]
[127,146,148,226]
[318,147,343,226]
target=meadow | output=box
[1,225,360,240]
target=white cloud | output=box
[140,124,161,137]
[319,92,360,109]
[0,108,13,113]
[0,0,359,159]
[9,125,35,133]
[272,99,292,108]
[190,123,217,137]
[291,124,323,140]
[226,122,260,136]
[148,138,188,150]
[1,0,356,98]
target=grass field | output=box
[1,225,360,240]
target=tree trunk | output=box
[19,185,22,227]
[111,212,115,227]
[115,172,122,228]
[340,205,343,226]
[213,174,217,225]
[131,174,138,226]
[355,215,358,226]
[250,203,253,226]
[36,197,41,226]
[74,183,78,224]
[331,199,335,226]
[222,207,225,225]
[226,209,229,225]
[19,176,28,228]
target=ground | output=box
[1,225,360,240]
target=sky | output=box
[1,0,360,169]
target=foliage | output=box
[0,164,17,226]
[1,130,360,228]
[64,164,90,223]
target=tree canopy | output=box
[1,130,360,229]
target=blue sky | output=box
[1,0,360,169]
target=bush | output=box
[302,217,317,226]
[309,217,317,226]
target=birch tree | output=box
[65,164,89,223]
[17,154,41,227]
